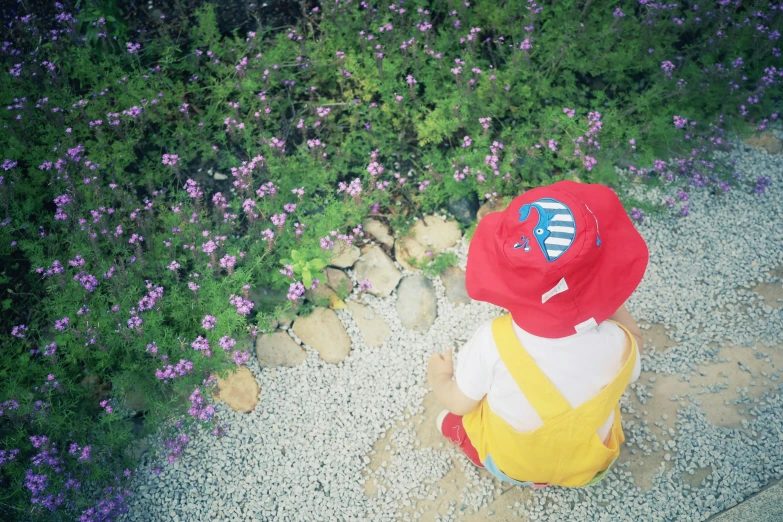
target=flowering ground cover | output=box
[0,0,781,520]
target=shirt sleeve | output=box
[454,321,494,401]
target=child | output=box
[427,180,648,488]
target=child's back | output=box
[456,317,641,441]
[426,180,648,488]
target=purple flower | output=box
[202,315,217,330]
[280,264,294,278]
[229,294,254,315]
[287,282,306,302]
[11,324,28,338]
[563,107,575,118]
[185,179,203,199]
[358,279,373,292]
[54,317,70,331]
[191,336,211,357]
[162,153,180,166]
[99,399,114,414]
[630,208,645,223]
[219,335,236,351]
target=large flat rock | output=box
[255,331,307,368]
[213,366,259,413]
[292,307,351,364]
[346,300,391,348]
[395,275,437,332]
[328,239,361,268]
[354,245,402,297]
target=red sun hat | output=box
[466,180,649,339]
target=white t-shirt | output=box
[455,318,641,442]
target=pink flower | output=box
[358,279,372,292]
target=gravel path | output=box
[121,131,783,522]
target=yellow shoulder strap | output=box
[491,315,572,421]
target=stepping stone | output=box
[440,266,471,305]
[354,245,402,297]
[394,236,430,271]
[292,307,351,364]
[324,267,353,296]
[346,300,391,348]
[213,366,259,413]
[328,239,361,268]
[396,275,437,332]
[410,215,461,253]
[305,282,337,305]
[255,331,307,368]
[743,131,782,155]
[363,218,394,247]
[394,215,461,270]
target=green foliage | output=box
[0,0,779,519]
[407,252,460,277]
[280,250,329,290]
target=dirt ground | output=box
[363,277,783,520]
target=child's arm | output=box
[427,348,481,416]
[608,303,644,353]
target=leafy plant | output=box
[280,250,329,291]
[408,252,460,277]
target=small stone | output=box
[394,236,430,271]
[213,366,259,413]
[439,266,471,305]
[354,245,402,297]
[446,195,479,226]
[305,282,337,305]
[362,218,394,247]
[477,197,511,222]
[396,275,437,332]
[328,239,361,268]
[346,300,391,348]
[410,215,462,253]
[324,267,354,296]
[255,331,307,368]
[743,131,783,155]
[213,172,228,181]
[292,307,351,364]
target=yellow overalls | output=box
[462,315,638,487]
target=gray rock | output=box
[439,266,471,305]
[292,307,351,364]
[395,275,437,332]
[255,331,307,368]
[446,195,479,226]
[354,245,402,297]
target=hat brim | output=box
[466,184,649,338]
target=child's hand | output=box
[427,348,454,388]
